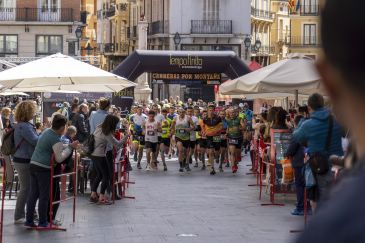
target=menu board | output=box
[270,130,293,164]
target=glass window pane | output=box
[0,36,4,53]
[5,35,17,53]
[49,36,62,53]
[37,36,48,53]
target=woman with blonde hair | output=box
[13,101,40,224]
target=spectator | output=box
[61,126,77,193]
[25,114,79,228]
[271,108,288,130]
[1,107,13,130]
[294,93,343,207]
[69,103,78,122]
[35,122,43,135]
[71,103,89,143]
[72,97,79,106]
[295,1,365,242]
[89,98,110,134]
[90,115,128,205]
[13,101,40,224]
[285,115,306,216]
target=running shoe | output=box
[164,165,168,171]
[146,165,151,171]
[89,196,98,203]
[225,162,230,168]
[219,167,224,173]
[137,162,142,170]
[37,222,49,228]
[179,168,184,172]
[168,154,172,159]
[194,162,199,168]
[232,165,238,173]
[201,165,206,170]
[24,221,37,229]
[51,219,62,226]
[210,169,216,175]
[185,165,191,172]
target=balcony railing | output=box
[102,42,129,55]
[252,45,275,54]
[148,20,169,35]
[251,7,275,20]
[130,26,137,38]
[287,36,321,47]
[104,43,115,53]
[105,6,115,18]
[191,20,232,34]
[0,8,74,22]
[299,5,319,16]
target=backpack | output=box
[1,129,23,156]
[83,134,95,156]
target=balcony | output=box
[105,6,115,18]
[129,26,137,38]
[148,20,169,35]
[299,5,319,16]
[287,36,321,48]
[0,8,74,22]
[252,45,275,55]
[191,20,232,34]
[104,43,115,53]
[251,7,275,21]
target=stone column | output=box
[134,19,152,103]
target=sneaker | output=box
[164,166,168,171]
[225,162,230,168]
[179,168,184,172]
[137,163,142,170]
[194,162,198,168]
[51,219,62,226]
[291,208,304,216]
[89,196,98,204]
[232,165,238,173]
[168,154,172,159]
[24,221,37,229]
[146,165,151,171]
[37,222,49,228]
[201,165,206,170]
[185,166,191,172]
[210,169,216,175]
[14,218,26,224]
[219,167,224,173]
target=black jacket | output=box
[285,138,305,168]
[71,111,89,143]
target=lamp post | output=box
[173,32,181,50]
[75,26,82,56]
[244,36,251,60]
[255,38,262,64]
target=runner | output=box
[171,108,194,172]
[186,106,199,166]
[198,109,208,170]
[167,106,177,158]
[193,106,201,167]
[203,104,223,175]
[226,108,246,173]
[143,110,161,171]
[160,108,172,171]
[152,104,165,164]
[130,105,147,169]
[218,109,228,172]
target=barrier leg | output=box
[261,163,284,206]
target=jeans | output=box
[4,156,14,184]
[317,171,333,203]
[91,156,110,195]
[26,169,51,225]
[294,166,305,211]
[13,162,30,220]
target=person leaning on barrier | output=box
[25,114,79,228]
[295,0,365,242]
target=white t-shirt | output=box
[155,113,165,137]
[190,116,199,141]
[144,120,159,143]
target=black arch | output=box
[112,50,250,81]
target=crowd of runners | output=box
[128,98,254,175]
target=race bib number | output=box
[229,138,238,145]
[137,135,144,141]
[220,134,226,140]
[179,129,186,134]
[213,136,221,143]
[162,130,167,134]
[147,131,155,136]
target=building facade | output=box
[0,0,81,60]
[288,0,320,59]
[80,0,97,56]
[270,0,290,63]
[138,0,251,101]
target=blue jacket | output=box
[13,122,39,160]
[89,109,108,134]
[293,108,343,156]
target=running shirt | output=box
[203,115,223,137]
[244,109,253,126]
[190,116,199,141]
[161,118,172,139]
[131,113,147,135]
[198,118,205,139]
[226,117,243,139]
[221,118,227,140]
[155,113,165,137]
[144,120,159,143]
[167,113,177,120]
[175,115,190,141]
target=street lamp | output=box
[173,32,181,50]
[244,37,251,60]
[255,39,262,51]
[75,26,83,56]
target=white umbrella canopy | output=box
[0,91,29,96]
[219,55,324,96]
[0,53,136,92]
[9,84,134,93]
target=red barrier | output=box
[248,138,261,186]
[35,151,77,231]
[112,144,135,204]
[0,158,6,243]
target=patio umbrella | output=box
[0,91,29,96]
[0,53,136,92]
[219,55,323,96]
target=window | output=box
[303,24,316,45]
[203,0,220,20]
[303,0,318,14]
[36,35,62,55]
[40,0,60,9]
[0,35,18,56]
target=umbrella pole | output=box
[294,90,299,107]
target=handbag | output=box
[309,115,333,175]
[304,163,316,188]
